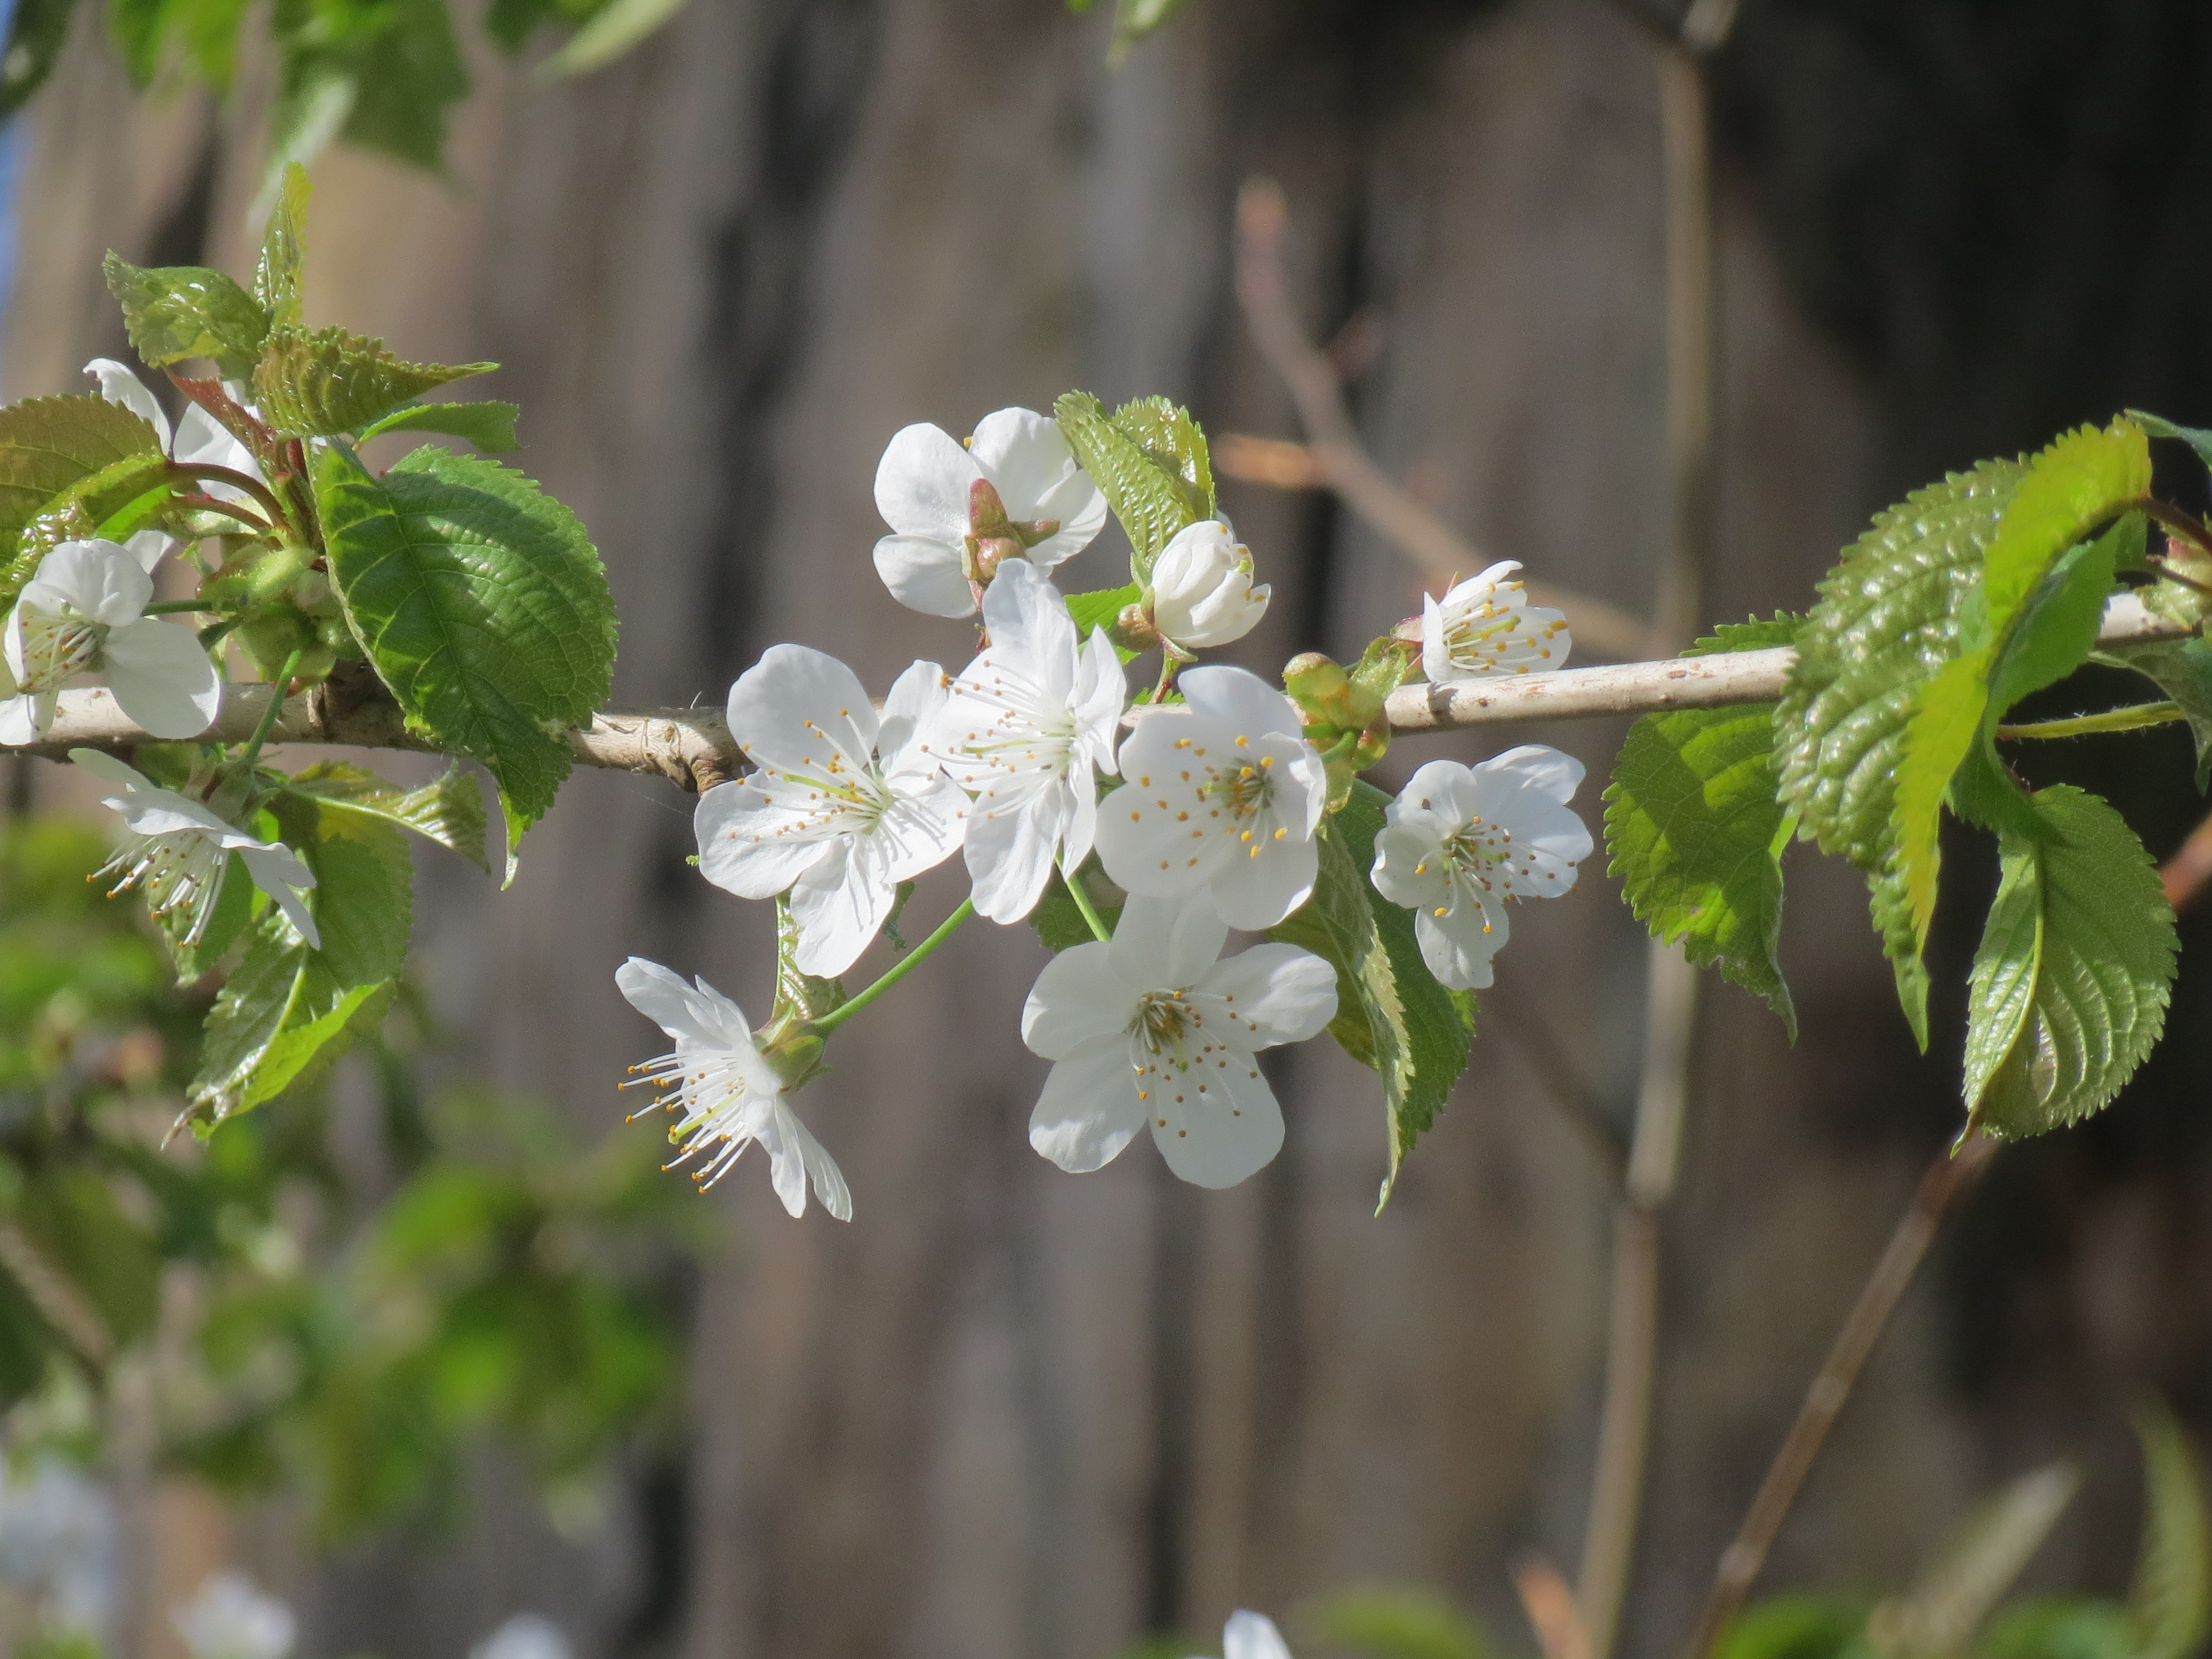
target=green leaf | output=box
[253,325,494,438]
[1892,422,2149,957]
[1107,395,1214,525]
[255,162,312,327]
[336,0,471,170]
[2125,1401,2212,1659]
[1028,860,1122,952]
[1867,1462,2080,1658]
[281,759,490,873]
[0,393,166,550]
[1962,786,2176,1138]
[2094,637,2212,790]
[1712,1597,1871,1659]
[1605,617,1802,1037]
[1052,390,1207,582]
[102,252,270,377]
[538,0,694,78]
[2130,409,2212,477]
[1065,582,1143,662]
[1269,780,1473,1208]
[312,443,617,877]
[187,800,412,1126]
[1775,458,2023,1040]
[1301,1585,1490,1659]
[358,400,521,453]
[0,0,81,118]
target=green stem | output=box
[238,646,306,769]
[1060,856,1114,943]
[144,599,219,615]
[805,897,974,1037]
[166,463,290,535]
[1995,700,2185,740]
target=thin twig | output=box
[1678,1133,2000,1659]
[1231,177,1660,664]
[2160,808,2212,910]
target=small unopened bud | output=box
[1150,520,1269,650]
[762,1028,828,1091]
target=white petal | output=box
[84,358,169,444]
[615,957,764,1061]
[874,422,981,543]
[788,837,893,977]
[877,658,951,767]
[1224,1612,1295,1659]
[1176,664,1301,740]
[877,774,970,882]
[971,408,1108,564]
[1108,891,1226,988]
[100,618,221,738]
[239,844,321,950]
[1204,828,1317,931]
[1028,1036,1145,1173]
[725,643,879,781]
[692,779,839,898]
[172,401,260,477]
[1369,821,1452,911]
[124,529,175,572]
[1147,1048,1283,1188]
[965,796,1061,924]
[1061,768,1101,870]
[1021,940,1130,1059]
[978,557,1076,679]
[1478,742,1586,805]
[873,535,977,618]
[1415,900,1507,991]
[1419,591,1450,685]
[1073,630,1128,772]
[0,694,47,745]
[26,540,152,626]
[776,1103,852,1221]
[67,747,148,791]
[1194,943,1338,1048]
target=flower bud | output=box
[1148,520,1269,651]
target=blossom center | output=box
[18,611,104,692]
[97,828,226,943]
[1130,990,1199,1065]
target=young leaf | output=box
[1892,421,2149,956]
[2126,1401,2212,1659]
[1604,616,1801,1037]
[357,400,521,453]
[0,394,165,546]
[2094,637,2212,789]
[1269,780,1473,1208]
[1107,396,1215,526]
[187,802,413,1126]
[1961,786,2176,1138]
[253,326,494,438]
[2130,409,2212,480]
[101,252,270,377]
[1052,390,1205,582]
[281,759,490,873]
[312,443,617,874]
[1064,582,1143,662]
[255,163,312,327]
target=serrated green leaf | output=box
[253,325,494,438]
[1302,1585,1489,1659]
[281,759,490,873]
[0,394,166,552]
[357,400,521,453]
[312,443,616,878]
[255,163,311,327]
[1052,390,1205,582]
[1269,780,1472,1207]
[2130,409,2212,479]
[102,252,270,378]
[537,0,694,78]
[1065,582,1142,662]
[0,0,81,118]
[187,800,412,1126]
[1605,617,1802,1037]
[1962,786,2176,1138]
[1892,423,2149,960]
[1868,1463,2079,1658]
[2125,1402,2212,1659]
[2093,637,2212,791]
[1107,395,1214,524]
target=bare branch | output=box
[1232,178,1661,664]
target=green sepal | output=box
[357,400,521,453]
[279,759,490,873]
[255,163,311,328]
[1961,785,2175,1139]
[310,442,616,883]
[102,252,270,377]
[1604,615,1802,1037]
[1284,639,1412,808]
[253,325,494,438]
[184,799,414,1130]
[1267,780,1472,1208]
[1051,390,1209,583]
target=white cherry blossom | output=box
[172,1572,295,1659]
[872,407,1108,618]
[1421,559,1571,681]
[0,540,221,743]
[1150,519,1269,652]
[87,358,265,561]
[1022,893,1336,1188]
[616,957,851,1218]
[1370,748,1592,990]
[922,559,1125,923]
[695,645,967,977]
[1195,1612,1296,1659]
[73,749,320,950]
[1093,665,1327,930]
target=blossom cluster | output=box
[620,407,1594,1220]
